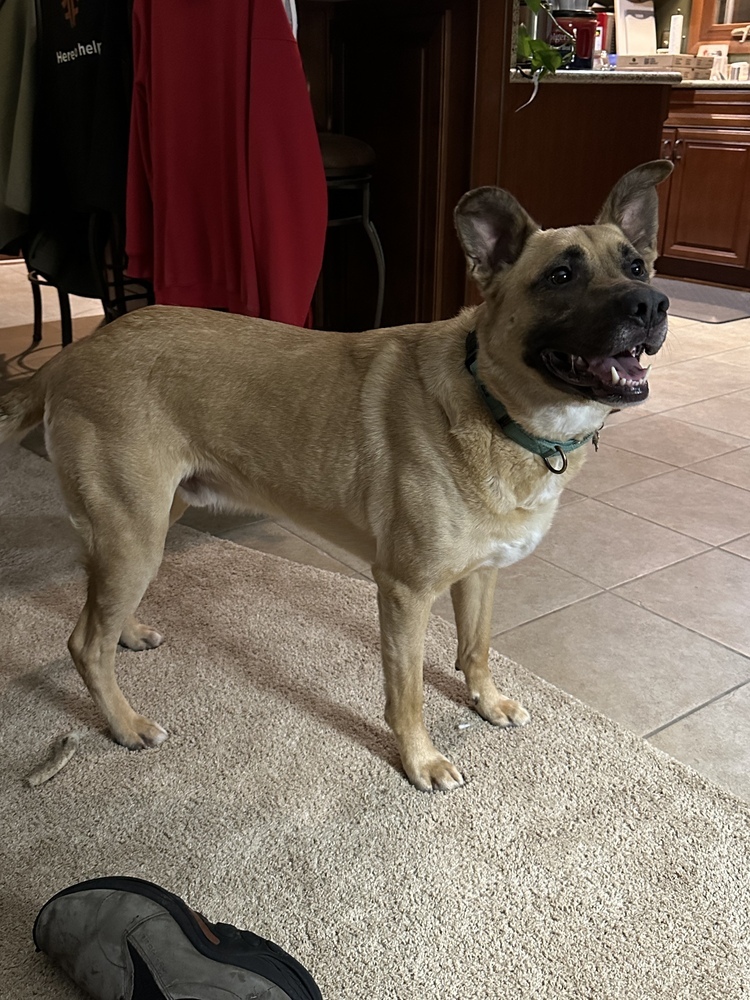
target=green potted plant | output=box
[516,1,574,77]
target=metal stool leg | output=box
[58,289,73,347]
[30,278,43,344]
[362,182,385,329]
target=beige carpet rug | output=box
[1,446,749,999]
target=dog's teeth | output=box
[611,366,620,385]
[619,377,628,387]
[644,364,652,377]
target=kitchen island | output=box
[298,1,681,327]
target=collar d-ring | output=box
[543,446,568,475]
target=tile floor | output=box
[2,261,749,802]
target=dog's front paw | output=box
[404,751,465,792]
[112,715,168,750]
[474,693,530,728]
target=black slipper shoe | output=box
[33,876,322,1000]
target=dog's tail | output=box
[0,367,48,444]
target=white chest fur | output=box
[479,527,545,569]
[477,482,561,569]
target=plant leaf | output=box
[517,24,533,60]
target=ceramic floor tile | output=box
[559,489,587,506]
[715,345,750,368]
[276,518,374,580]
[653,322,750,366]
[648,684,750,802]
[599,403,656,425]
[567,443,671,497]
[635,357,750,413]
[220,520,365,579]
[667,389,750,438]
[493,592,750,737]
[599,414,749,467]
[614,549,750,657]
[430,555,600,635]
[180,507,267,535]
[534,498,707,589]
[687,446,750,491]
[598,468,750,545]
[0,261,103,328]
[722,533,750,560]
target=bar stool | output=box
[27,270,73,347]
[25,214,153,346]
[318,132,385,329]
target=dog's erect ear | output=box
[595,160,674,266]
[455,187,539,290]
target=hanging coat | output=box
[126,0,328,325]
[0,0,36,252]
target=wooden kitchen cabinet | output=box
[657,89,750,288]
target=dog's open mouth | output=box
[541,346,652,404]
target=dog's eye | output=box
[631,259,646,277]
[549,267,572,285]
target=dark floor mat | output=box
[653,277,750,324]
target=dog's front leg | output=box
[375,572,464,791]
[451,567,530,728]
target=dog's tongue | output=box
[584,353,646,383]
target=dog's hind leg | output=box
[118,492,189,651]
[451,567,530,728]
[375,571,464,791]
[66,494,174,749]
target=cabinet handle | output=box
[673,139,683,163]
[661,138,672,159]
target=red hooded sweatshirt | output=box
[126,0,327,325]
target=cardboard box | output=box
[615,54,672,68]
[614,54,715,75]
[615,54,686,68]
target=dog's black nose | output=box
[622,286,669,328]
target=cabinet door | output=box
[661,128,750,270]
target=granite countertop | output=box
[676,79,750,88]
[511,70,750,87]
[510,69,681,84]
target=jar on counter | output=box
[548,9,598,70]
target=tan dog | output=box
[0,160,672,791]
